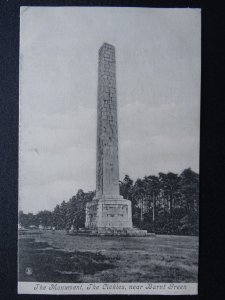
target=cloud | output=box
[19,7,200,213]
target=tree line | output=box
[19,168,199,236]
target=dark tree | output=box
[143,175,161,222]
[36,210,52,227]
[20,168,199,236]
[179,168,199,213]
[119,175,133,199]
[159,172,180,215]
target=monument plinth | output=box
[85,43,147,236]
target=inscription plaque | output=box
[102,204,128,220]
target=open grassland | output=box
[18,230,198,283]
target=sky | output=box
[19,7,201,213]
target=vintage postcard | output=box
[18,7,201,295]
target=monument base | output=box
[92,227,149,236]
[84,196,149,236]
[85,196,132,229]
[68,227,150,237]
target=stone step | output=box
[68,227,156,237]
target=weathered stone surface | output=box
[84,44,147,236]
[85,198,132,229]
[96,43,119,198]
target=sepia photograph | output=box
[18,6,201,295]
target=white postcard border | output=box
[18,282,198,295]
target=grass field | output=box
[18,230,198,283]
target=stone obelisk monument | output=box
[85,43,147,236]
[95,43,121,200]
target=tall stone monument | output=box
[85,43,147,236]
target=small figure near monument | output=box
[85,43,147,236]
